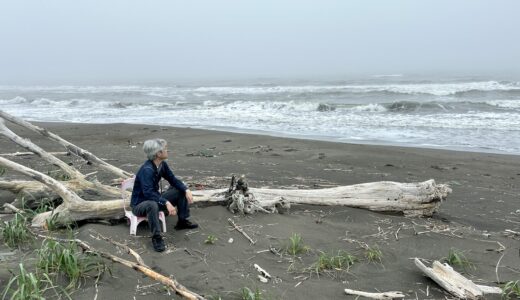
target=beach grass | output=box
[2,263,60,300]
[0,213,33,248]
[285,233,310,256]
[502,280,520,299]
[364,245,383,264]
[36,239,109,290]
[444,248,474,271]
[312,250,357,274]
[241,287,264,300]
[204,234,218,245]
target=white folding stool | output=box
[122,177,166,235]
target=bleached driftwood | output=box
[344,288,404,299]
[228,218,256,245]
[194,179,451,217]
[0,110,132,179]
[0,117,122,199]
[414,258,501,299]
[0,151,69,157]
[0,157,125,227]
[253,263,271,280]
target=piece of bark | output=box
[344,288,404,299]
[414,258,501,299]
[0,110,132,179]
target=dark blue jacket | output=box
[130,160,187,207]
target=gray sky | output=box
[1,1,519,84]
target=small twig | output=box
[344,288,404,299]
[3,203,22,213]
[228,218,256,245]
[90,230,148,267]
[495,251,506,284]
[395,226,401,240]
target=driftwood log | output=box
[414,258,502,299]
[0,111,451,227]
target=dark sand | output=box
[0,122,519,299]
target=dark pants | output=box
[131,187,190,237]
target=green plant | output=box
[0,213,33,248]
[285,233,310,255]
[364,245,383,263]
[36,239,109,290]
[2,263,60,300]
[502,280,520,299]
[46,170,71,181]
[444,248,474,271]
[312,250,357,274]
[0,167,6,176]
[205,234,218,245]
[241,287,263,300]
[44,212,61,231]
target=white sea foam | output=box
[348,103,387,113]
[485,100,520,109]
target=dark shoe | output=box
[175,219,198,230]
[152,236,165,252]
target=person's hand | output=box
[165,201,177,216]
[186,189,193,204]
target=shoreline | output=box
[30,120,520,157]
[1,121,518,299]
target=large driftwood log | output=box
[0,110,132,179]
[0,157,124,227]
[414,258,501,299]
[192,179,451,217]
[0,117,122,199]
[1,152,449,227]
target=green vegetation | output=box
[36,239,109,290]
[241,287,263,300]
[2,263,59,300]
[285,233,310,256]
[0,213,33,248]
[502,280,520,299]
[364,245,383,264]
[312,250,357,274]
[205,234,218,245]
[444,248,474,271]
[0,167,6,176]
[47,170,71,181]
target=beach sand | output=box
[0,122,519,299]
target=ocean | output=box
[1,76,519,155]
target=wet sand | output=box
[0,122,519,299]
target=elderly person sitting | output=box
[130,138,198,252]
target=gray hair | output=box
[143,138,167,160]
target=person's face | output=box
[157,145,168,160]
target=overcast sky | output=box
[1,1,519,84]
